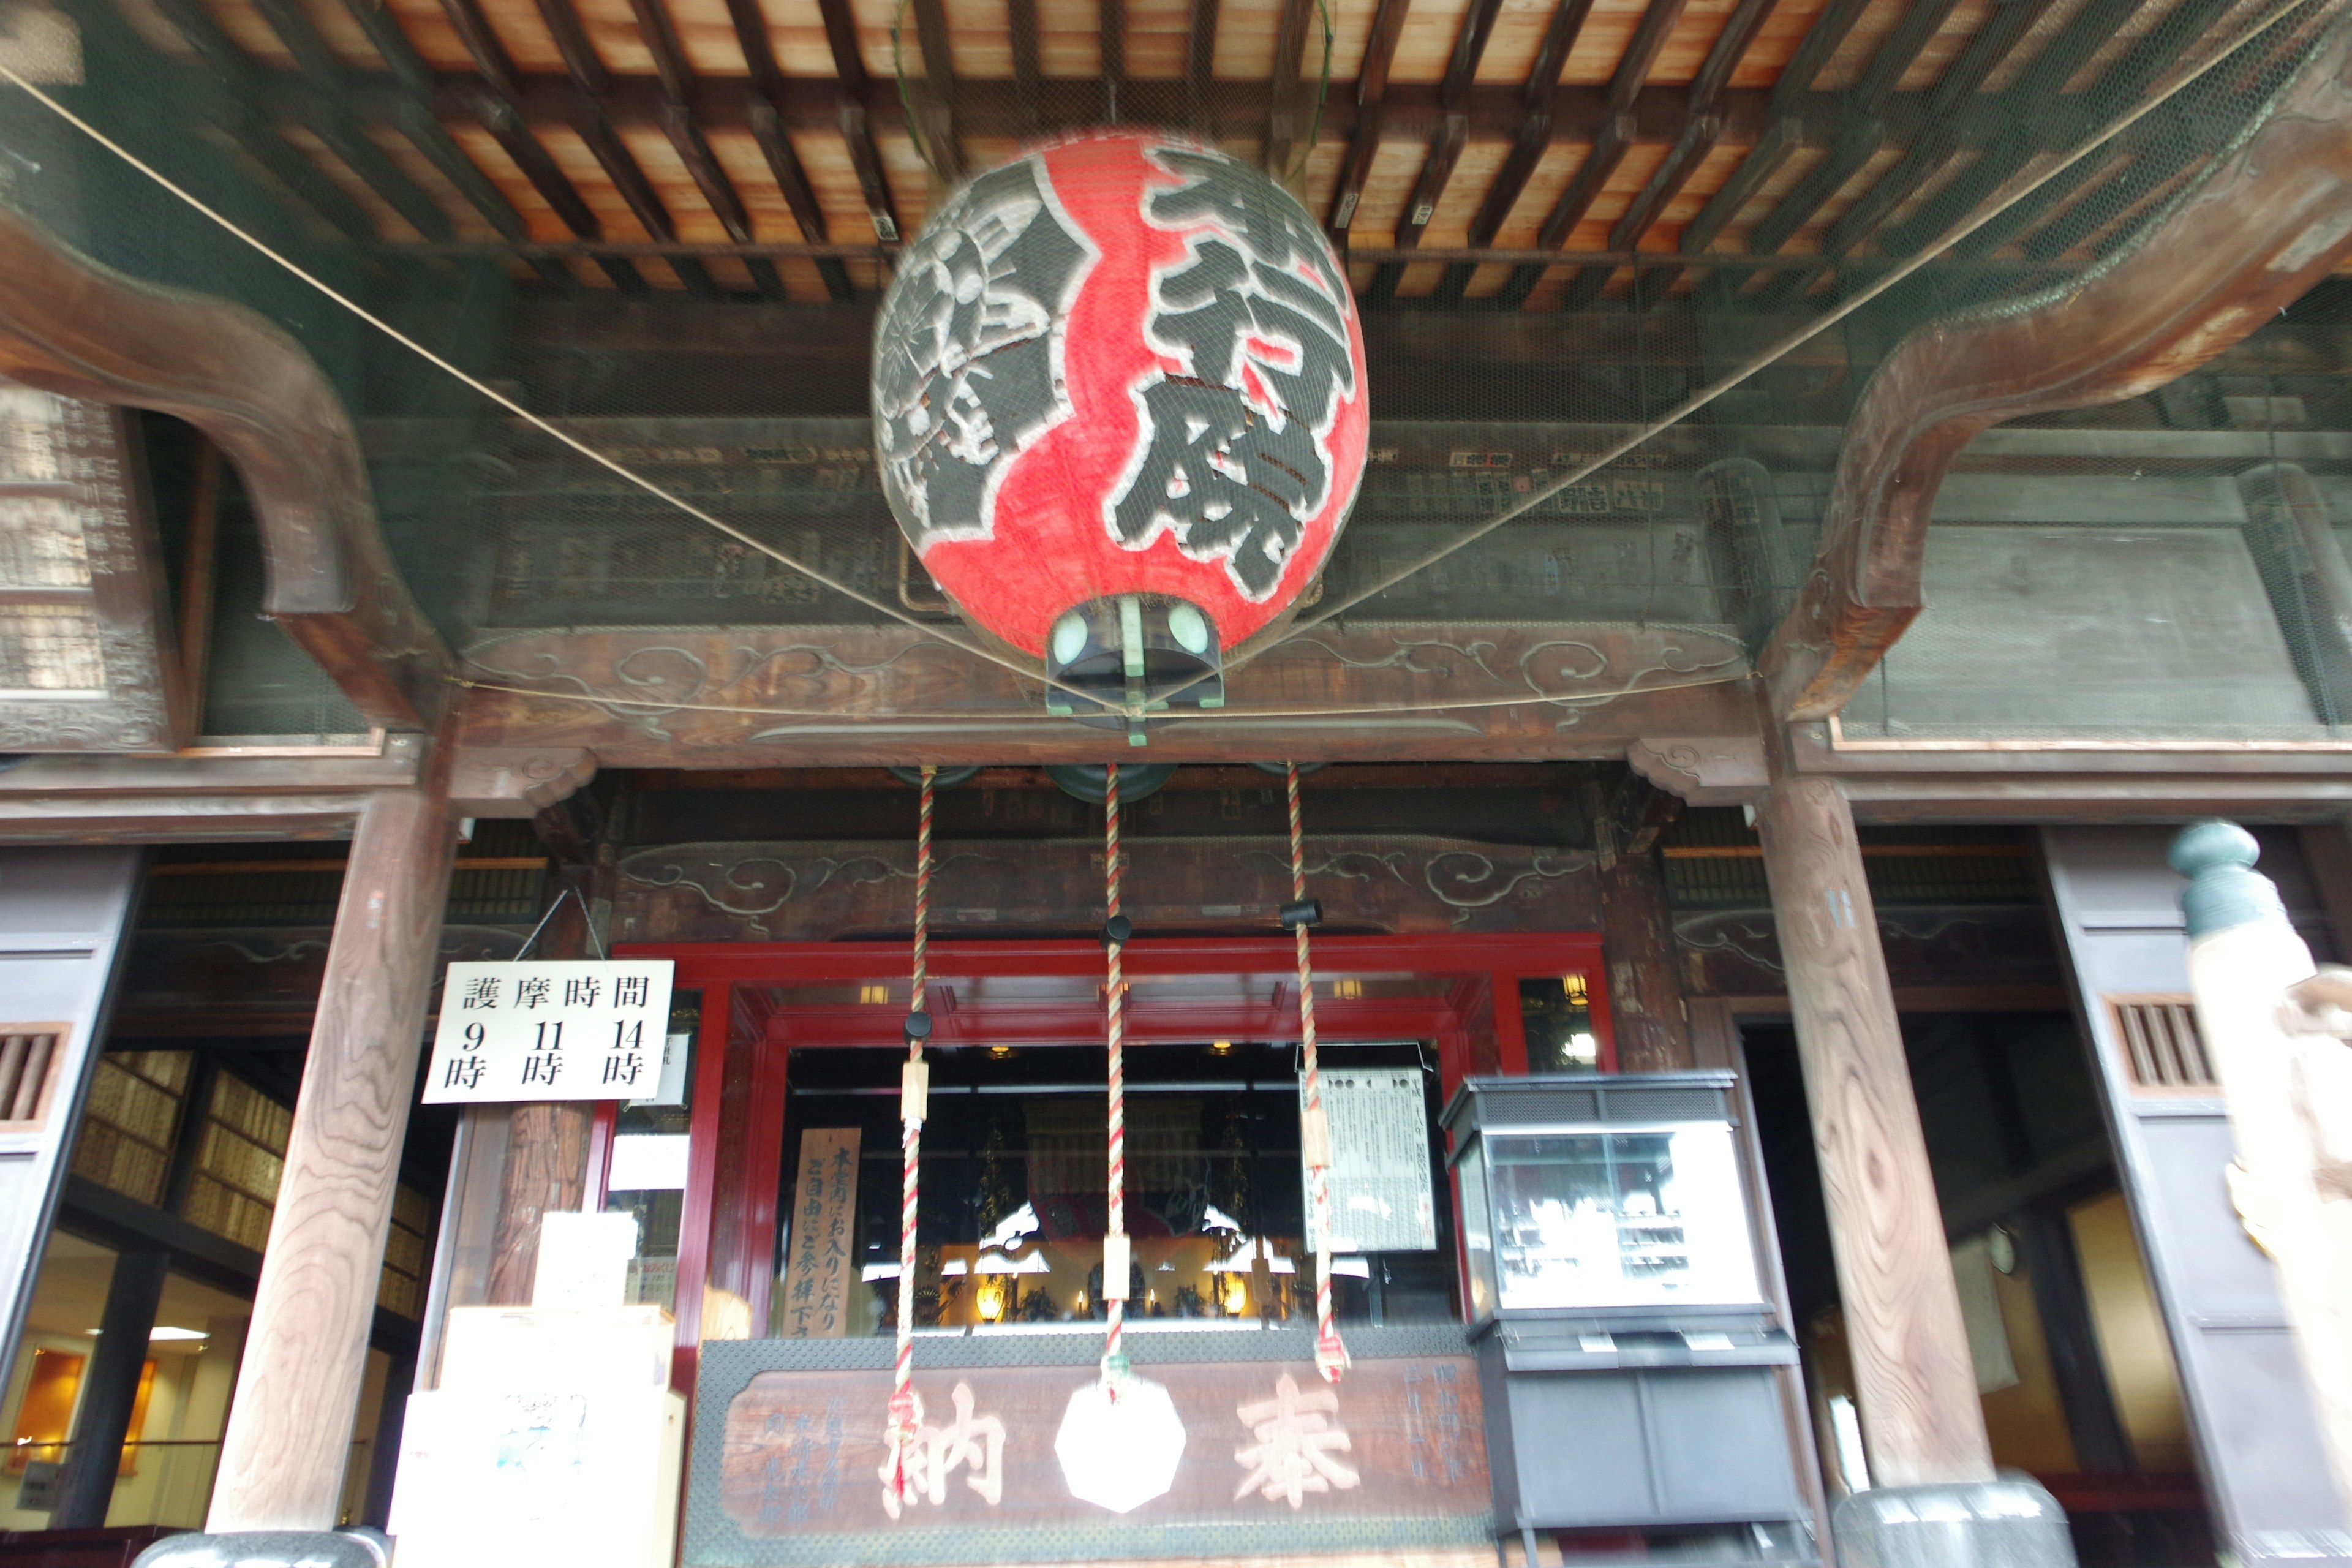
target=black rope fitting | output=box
[1278,898,1324,930]
[903,1009,934,1044]
[1102,914,1134,947]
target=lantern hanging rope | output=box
[1285,762,1349,1381]
[1101,761,1134,1384]
[886,764,938,1506]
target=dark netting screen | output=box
[0,0,2342,741]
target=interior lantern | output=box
[872,131,1371,739]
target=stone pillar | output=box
[50,1244,168,1528]
[1755,776,2072,1568]
[205,771,458,1534]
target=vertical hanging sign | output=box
[781,1128,864,1338]
[1302,1068,1438,1254]
[423,961,675,1104]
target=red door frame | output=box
[606,931,1611,1389]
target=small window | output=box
[2106,997,2216,1091]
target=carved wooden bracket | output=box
[0,206,452,729]
[1627,734,1770,805]
[1760,10,2352,723]
[447,745,598,818]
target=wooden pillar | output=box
[1597,774,1692,1073]
[50,1244,168,1528]
[1754,776,1994,1490]
[485,847,603,1306]
[207,773,458,1533]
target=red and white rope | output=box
[1102,761,1128,1378]
[1290,761,1349,1381]
[886,764,936,1502]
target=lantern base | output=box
[1043,595,1226,743]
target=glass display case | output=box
[1450,1074,1765,1322]
[1445,1074,1814,1556]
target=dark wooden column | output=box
[207,767,458,1532]
[1754,775,1994,1490]
[50,1245,169,1528]
[1598,773,1693,1072]
[484,816,607,1306]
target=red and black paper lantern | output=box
[872,131,1370,728]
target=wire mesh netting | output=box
[0,0,2347,744]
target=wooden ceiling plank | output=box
[1437,0,1597,298]
[1324,0,1412,234]
[817,0,909,242]
[626,0,761,249]
[1606,0,1692,115]
[2022,146,2178,262]
[1678,112,1798,254]
[1183,0,1218,132]
[1610,111,1719,251]
[1747,118,1880,254]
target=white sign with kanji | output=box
[425,961,676,1104]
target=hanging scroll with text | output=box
[1303,1068,1438,1253]
[423,961,676,1103]
[780,1128,862,1338]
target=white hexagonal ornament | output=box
[1054,1375,1186,1513]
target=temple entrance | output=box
[596,933,1611,1379]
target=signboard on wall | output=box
[778,1129,862,1337]
[424,962,676,1104]
[694,1351,1490,1566]
[1303,1068,1438,1253]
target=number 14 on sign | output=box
[424,961,676,1104]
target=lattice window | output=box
[378,1184,433,1319]
[2107,996,2217,1091]
[181,1072,290,1253]
[70,1049,188,1203]
[0,1026,69,1130]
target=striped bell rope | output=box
[1289,761,1350,1381]
[886,763,937,1504]
[1102,761,1131,1389]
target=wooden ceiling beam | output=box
[1370,0,1505,297]
[1611,111,1721,252]
[625,0,781,295]
[434,0,651,292]
[1185,0,1223,133]
[910,0,965,175]
[1265,0,1310,175]
[724,0,855,299]
[1608,0,1691,114]
[1850,0,1963,113]
[1099,0,1125,121]
[165,0,459,247]
[1433,0,1596,300]
[1019,0,1049,134]
[1629,0,1780,304]
[383,72,2062,153]
[1749,119,1880,254]
[815,0,907,242]
[1325,0,1414,236]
